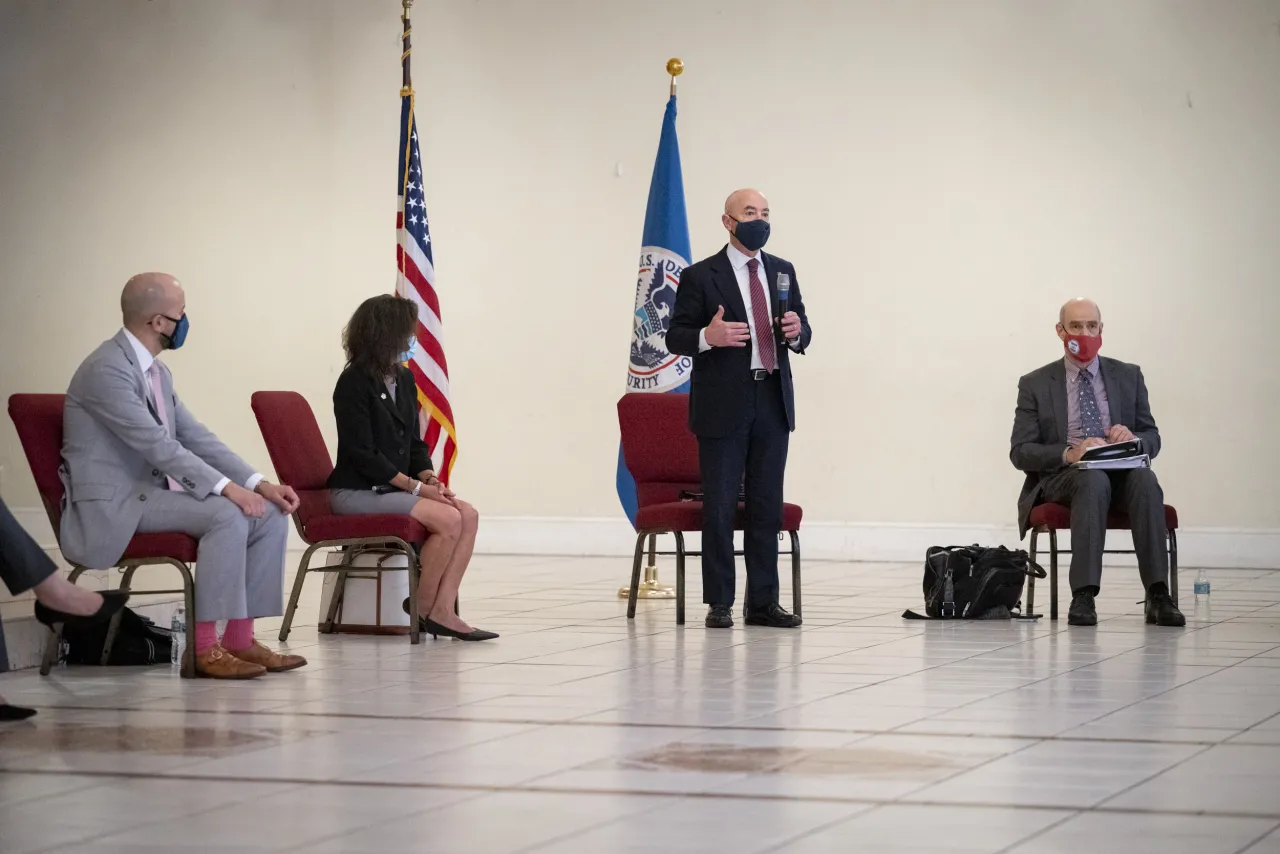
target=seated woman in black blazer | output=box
[329,295,495,641]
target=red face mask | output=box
[1063,333,1102,363]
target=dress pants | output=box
[697,372,789,609]
[1,496,58,674]
[0,496,57,596]
[135,491,287,622]
[1038,467,1168,593]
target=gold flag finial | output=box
[403,0,414,10]
[667,57,683,95]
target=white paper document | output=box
[1073,454,1150,471]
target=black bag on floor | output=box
[903,545,1046,620]
[63,606,173,665]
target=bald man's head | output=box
[1058,298,1102,331]
[723,188,768,219]
[721,188,770,254]
[1057,297,1104,363]
[121,273,186,355]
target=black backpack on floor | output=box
[63,606,173,666]
[903,545,1046,620]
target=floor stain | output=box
[619,744,962,778]
[0,724,323,757]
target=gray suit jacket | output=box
[59,331,254,568]
[1009,356,1162,538]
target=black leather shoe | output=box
[0,704,37,722]
[1145,589,1186,627]
[744,602,802,628]
[1067,590,1097,626]
[705,605,733,629]
[33,589,129,630]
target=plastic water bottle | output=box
[170,606,187,670]
[1194,569,1210,603]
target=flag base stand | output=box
[617,564,677,600]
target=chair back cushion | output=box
[250,391,334,526]
[7,394,67,535]
[617,393,701,507]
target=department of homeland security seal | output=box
[628,246,691,392]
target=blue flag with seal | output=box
[616,93,692,526]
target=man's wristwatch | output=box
[411,480,422,497]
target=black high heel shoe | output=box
[33,589,130,630]
[421,617,498,642]
[0,704,38,722]
[401,599,497,640]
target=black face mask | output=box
[729,216,770,252]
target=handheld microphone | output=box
[776,273,791,341]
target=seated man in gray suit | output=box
[61,272,309,678]
[1010,298,1184,627]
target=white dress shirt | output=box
[699,243,771,370]
[121,328,262,496]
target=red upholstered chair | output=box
[617,393,803,625]
[1026,502,1180,620]
[7,394,199,676]
[250,391,429,644]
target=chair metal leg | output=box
[408,550,422,645]
[280,543,320,642]
[626,534,645,619]
[674,531,686,625]
[1049,529,1060,621]
[323,568,349,633]
[1168,528,1179,607]
[789,531,802,618]
[1027,530,1039,617]
[174,560,197,679]
[100,565,139,665]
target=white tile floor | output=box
[1,556,1279,854]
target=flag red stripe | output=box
[399,254,442,320]
[414,320,450,374]
[409,360,456,425]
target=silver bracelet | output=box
[411,480,421,497]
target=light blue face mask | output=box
[398,338,417,364]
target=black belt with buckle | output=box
[750,369,773,381]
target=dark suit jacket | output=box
[328,364,433,489]
[1010,356,1162,537]
[666,246,812,437]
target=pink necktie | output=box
[147,364,183,491]
[746,258,776,373]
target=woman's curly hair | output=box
[342,294,418,378]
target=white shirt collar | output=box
[121,328,156,375]
[726,242,764,272]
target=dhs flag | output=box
[616,93,692,525]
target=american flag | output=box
[396,93,457,484]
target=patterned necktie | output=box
[147,363,183,491]
[746,258,776,373]
[1078,368,1106,439]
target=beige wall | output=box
[1,0,1277,534]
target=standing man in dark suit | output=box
[666,188,812,629]
[1010,298,1184,627]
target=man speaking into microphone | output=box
[666,188,812,629]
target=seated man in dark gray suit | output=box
[1010,298,1185,627]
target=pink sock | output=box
[221,618,255,651]
[194,621,219,654]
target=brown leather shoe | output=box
[195,645,266,680]
[226,641,307,673]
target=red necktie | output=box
[746,258,776,373]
